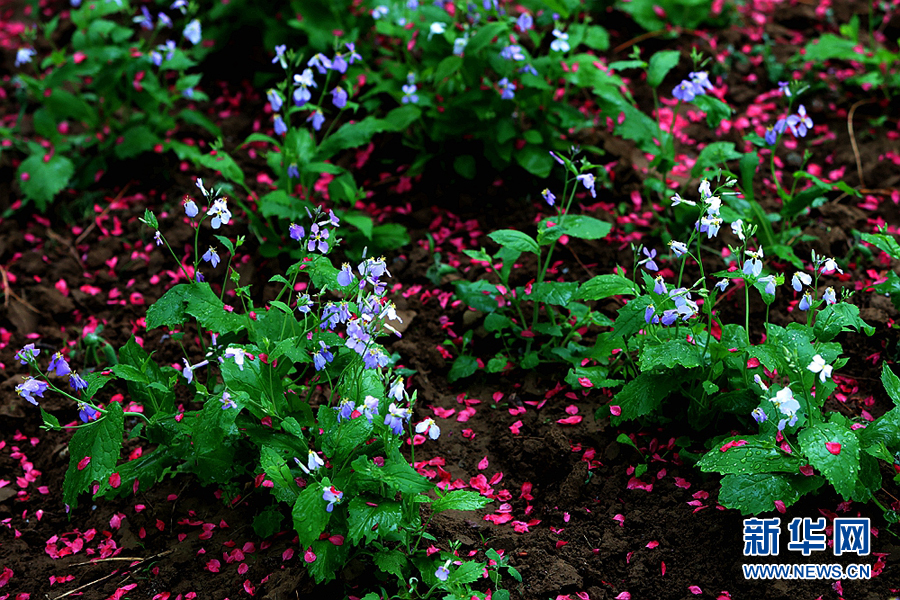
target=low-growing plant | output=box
[14,179,514,597]
[6,0,218,212]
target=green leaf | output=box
[576,274,639,300]
[322,416,374,464]
[798,422,860,499]
[514,145,554,178]
[488,229,539,255]
[609,372,677,424]
[611,295,653,340]
[146,283,246,334]
[433,55,463,83]
[352,454,434,494]
[454,154,476,179]
[114,125,157,160]
[529,281,578,306]
[690,142,744,178]
[260,446,300,504]
[348,497,403,544]
[448,355,478,383]
[639,339,703,371]
[454,280,499,313]
[813,303,874,341]
[861,231,900,260]
[64,401,124,509]
[465,21,508,55]
[343,214,374,240]
[646,49,681,88]
[317,106,420,159]
[718,473,804,515]
[307,538,350,584]
[690,94,733,129]
[252,507,284,538]
[292,483,332,548]
[432,489,493,513]
[881,363,900,406]
[373,550,408,580]
[555,215,612,240]
[190,397,239,485]
[698,437,802,475]
[17,154,74,209]
[448,560,484,585]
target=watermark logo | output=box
[742,517,872,580]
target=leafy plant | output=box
[16,179,504,595]
[6,0,217,211]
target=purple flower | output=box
[331,52,348,74]
[184,198,198,218]
[313,341,334,371]
[519,64,539,77]
[516,13,533,31]
[69,373,88,391]
[777,81,791,97]
[267,89,283,112]
[661,309,679,326]
[288,163,300,179]
[786,105,813,138]
[363,347,389,369]
[158,12,172,28]
[689,71,713,92]
[331,86,348,109]
[289,223,305,240]
[384,402,410,435]
[274,114,287,136]
[401,83,418,104]
[78,403,98,423]
[293,69,317,107]
[644,304,659,325]
[15,47,36,67]
[435,565,450,581]
[576,173,597,198]
[307,223,330,253]
[672,80,697,102]
[542,188,556,206]
[154,231,163,246]
[640,247,658,271]
[49,352,71,377]
[16,377,49,405]
[202,246,220,268]
[500,45,525,61]
[137,6,153,29]
[345,42,362,64]
[336,398,355,422]
[308,53,332,74]
[751,407,767,424]
[498,77,515,100]
[220,391,237,410]
[15,343,39,365]
[296,294,313,314]
[272,44,287,68]
[307,110,325,131]
[323,302,352,330]
[362,395,380,423]
[337,263,354,286]
[653,276,667,295]
[322,486,344,512]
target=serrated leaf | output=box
[881,363,900,407]
[114,125,157,159]
[432,489,493,513]
[690,141,744,178]
[530,281,578,306]
[698,437,802,475]
[609,372,677,424]
[64,401,124,509]
[798,422,860,499]
[306,538,350,584]
[17,154,74,209]
[448,560,484,585]
[352,455,434,494]
[348,497,403,544]
[373,550,408,579]
[576,274,639,300]
[488,230,539,255]
[146,283,246,333]
[260,446,300,504]
[813,303,874,341]
[718,473,802,515]
[322,416,374,464]
[292,483,332,548]
[638,339,703,372]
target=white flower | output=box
[791,271,812,292]
[770,387,800,417]
[753,373,768,392]
[428,22,446,40]
[671,192,696,207]
[821,257,843,274]
[183,19,201,45]
[415,417,441,440]
[731,219,745,241]
[209,198,231,229]
[705,195,721,215]
[307,450,325,472]
[225,347,245,370]
[550,29,569,52]
[698,180,712,199]
[807,354,833,383]
[669,240,688,257]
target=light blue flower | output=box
[517,13,533,31]
[498,77,515,100]
[274,114,287,135]
[202,246,220,268]
[823,287,837,305]
[15,48,36,67]
[183,19,201,45]
[331,86,348,109]
[798,292,812,311]
[550,29,569,52]
[542,188,556,206]
[267,89,283,112]
[307,110,325,131]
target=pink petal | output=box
[477,456,489,470]
[615,593,631,600]
[689,585,702,594]
[609,405,622,416]
[825,442,841,455]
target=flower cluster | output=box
[14,345,91,419]
[672,71,713,102]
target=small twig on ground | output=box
[70,549,173,567]
[0,265,41,313]
[50,572,133,600]
[74,184,131,246]
[847,99,878,188]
